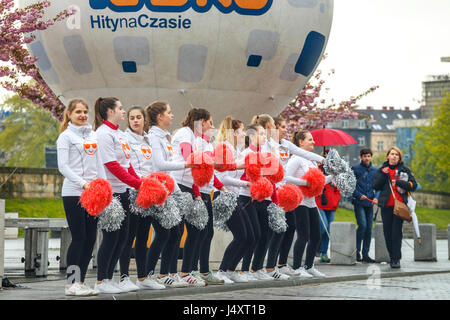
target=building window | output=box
[358,119,366,129]
[326,122,333,128]
[358,136,365,146]
[342,120,349,128]
[377,141,384,151]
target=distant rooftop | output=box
[424,74,450,82]
[358,107,422,132]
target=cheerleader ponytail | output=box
[145,101,169,128]
[93,97,119,131]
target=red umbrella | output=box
[310,128,357,147]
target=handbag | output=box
[388,180,412,222]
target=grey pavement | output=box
[1,238,449,300]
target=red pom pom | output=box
[245,152,263,182]
[80,178,113,217]
[187,152,214,187]
[299,168,326,198]
[277,184,303,212]
[136,177,167,208]
[250,178,273,202]
[261,153,284,184]
[149,172,175,195]
[214,143,236,172]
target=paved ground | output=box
[1,239,449,300]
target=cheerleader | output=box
[171,108,227,286]
[119,106,165,291]
[214,117,251,284]
[235,123,275,281]
[146,101,194,287]
[93,97,142,294]
[57,99,104,296]
[285,130,333,278]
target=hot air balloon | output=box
[20,0,333,126]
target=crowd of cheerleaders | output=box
[58,97,334,296]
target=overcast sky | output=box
[319,0,450,110]
[1,0,450,110]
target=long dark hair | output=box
[93,97,119,131]
[127,106,148,134]
[181,108,211,132]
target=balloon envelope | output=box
[20,0,333,126]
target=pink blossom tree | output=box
[281,62,379,133]
[0,0,74,120]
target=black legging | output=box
[277,209,296,266]
[240,196,261,272]
[219,203,253,272]
[97,190,131,281]
[293,205,321,270]
[161,222,184,275]
[145,217,171,275]
[380,206,404,261]
[119,212,140,277]
[179,184,203,274]
[250,200,271,272]
[192,191,217,274]
[266,228,285,269]
[63,196,98,283]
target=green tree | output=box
[412,92,450,192]
[0,94,60,168]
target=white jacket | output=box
[147,125,186,192]
[285,154,332,208]
[57,122,106,197]
[124,128,154,177]
[214,141,247,195]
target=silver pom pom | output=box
[335,171,357,197]
[267,202,287,234]
[151,196,182,229]
[324,148,356,197]
[324,149,348,176]
[212,191,238,232]
[184,198,209,230]
[97,197,126,232]
[128,189,144,216]
[172,191,194,218]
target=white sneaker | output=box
[65,283,91,296]
[179,273,206,287]
[118,276,140,292]
[136,275,166,290]
[265,268,290,280]
[278,265,301,276]
[108,279,125,292]
[80,283,99,296]
[94,281,122,294]
[215,271,234,284]
[293,267,314,278]
[305,266,326,278]
[226,271,248,283]
[156,275,186,288]
[241,271,258,282]
[252,270,275,281]
[171,274,190,288]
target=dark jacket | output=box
[351,161,379,207]
[372,161,417,208]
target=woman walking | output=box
[373,147,417,269]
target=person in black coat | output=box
[373,147,417,269]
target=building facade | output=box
[421,74,450,118]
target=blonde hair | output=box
[251,114,274,129]
[217,116,243,144]
[60,99,89,133]
[386,147,403,162]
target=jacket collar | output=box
[103,120,119,130]
[68,122,92,136]
[125,128,146,143]
[150,126,170,139]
